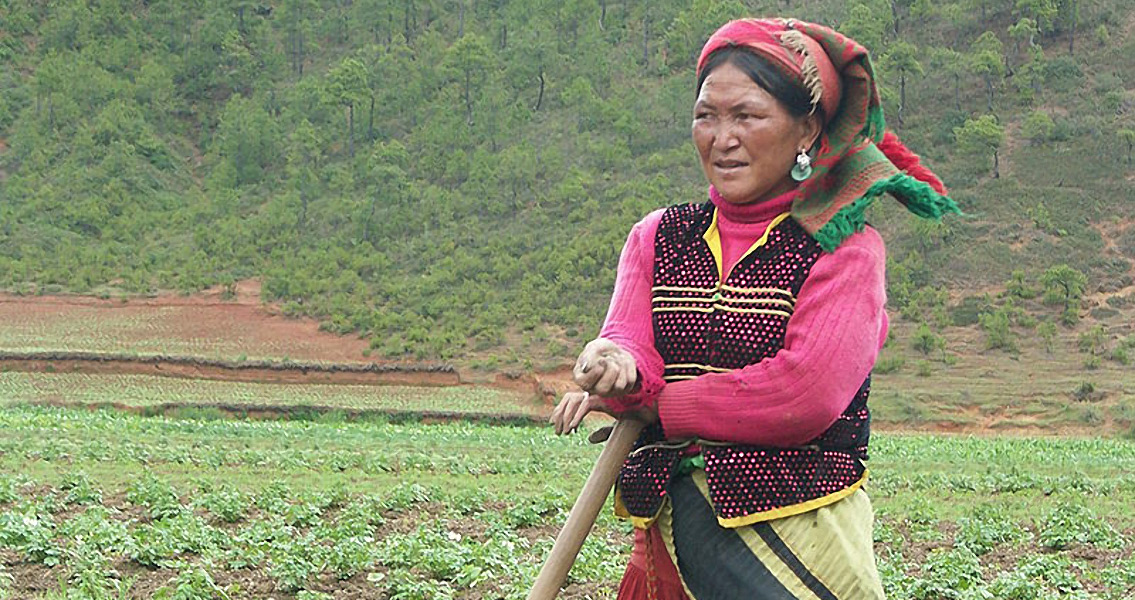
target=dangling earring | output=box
[791,149,813,182]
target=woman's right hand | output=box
[572,338,639,397]
[550,390,659,436]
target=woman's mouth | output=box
[714,159,749,174]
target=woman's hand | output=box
[550,390,659,436]
[572,338,639,397]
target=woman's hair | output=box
[696,46,820,122]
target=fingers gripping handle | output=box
[526,419,646,600]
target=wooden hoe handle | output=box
[526,418,646,600]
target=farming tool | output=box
[526,418,646,600]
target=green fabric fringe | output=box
[812,196,873,253]
[812,173,962,252]
[861,105,887,142]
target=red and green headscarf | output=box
[698,18,961,251]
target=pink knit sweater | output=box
[598,187,888,447]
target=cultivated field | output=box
[0,285,371,364]
[1,291,1134,598]
[1,405,1133,599]
[2,290,1132,435]
[0,372,544,422]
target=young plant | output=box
[154,564,233,600]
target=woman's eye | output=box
[695,113,710,120]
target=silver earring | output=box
[790,149,813,182]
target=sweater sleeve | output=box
[656,227,889,446]
[597,209,667,410]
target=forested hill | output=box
[1,0,1133,367]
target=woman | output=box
[550,18,959,600]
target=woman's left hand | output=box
[573,338,640,397]
[550,390,659,436]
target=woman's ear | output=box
[801,113,822,152]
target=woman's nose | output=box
[712,124,741,151]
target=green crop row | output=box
[0,405,1133,598]
[0,372,540,417]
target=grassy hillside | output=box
[0,0,1133,373]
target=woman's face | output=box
[692,61,819,205]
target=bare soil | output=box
[0,280,371,363]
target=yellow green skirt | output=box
[654,470,885,600]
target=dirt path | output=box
[0,351,461,387]
[4,350,1116,437]
[1089,219,1135,287]
[25,397,547,426]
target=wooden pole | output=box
[527,419,645,600]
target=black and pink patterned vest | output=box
[615,201,871,528]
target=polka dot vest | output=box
[615,202,871,527]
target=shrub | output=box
[949,294,991,327]
[1044,55,1084,92]
[1080,406,1104,425]
[874,354,905,374]
[1106,295,1130,308]
[1041,265,1087,324]
[1036,321,1058,353]
[1015,312,1038,328]
[901,286,951,327]
[912,323,945,356]
[979,308,1017,352]
[1072,381,1101,402]
[1095,24,1110,46]
[1089,308,1120,321]
[545,339,568,359]
[1022,111,1055,144]
[1027,203,1064,236]
[1077,324,1108,355]
[887,251,931,309]
[1004,270,1037,299]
